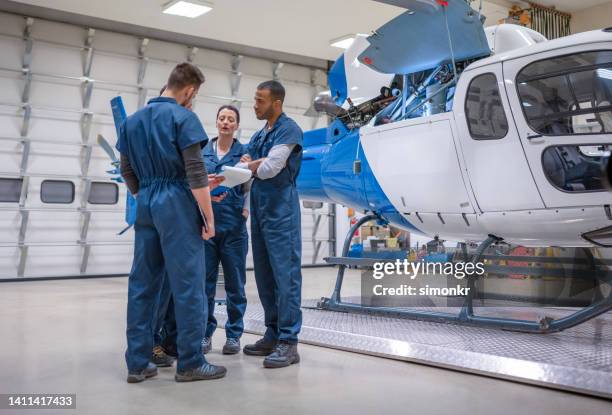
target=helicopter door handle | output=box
[527,134,544,144]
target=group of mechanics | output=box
[116,62,304,383]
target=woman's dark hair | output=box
[216,105,241,124]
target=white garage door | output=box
[0,11,334,280]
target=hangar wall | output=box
[0,11,333,280]
[571,1,612,34]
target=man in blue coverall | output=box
[239,81,304,368]
[118,63,226,383]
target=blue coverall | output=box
[117,96,208,372]
[248,113,304,344]
[202,138,249,339]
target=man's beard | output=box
[256,106,274,121]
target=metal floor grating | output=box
[215,298,612,399]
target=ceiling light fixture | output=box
[330,35,357,49]
[162,0,213,18]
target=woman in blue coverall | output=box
[200,105,250,355]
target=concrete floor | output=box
[1,267,611,415]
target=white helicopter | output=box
[100,0,611,331]
[295,0,612,332]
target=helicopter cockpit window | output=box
[542,144,610,192]
[465,73,509,140]
[517,51,612,135]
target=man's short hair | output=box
[257,80,285,103]
[167,63,205,90]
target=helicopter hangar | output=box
[0,0,611,414]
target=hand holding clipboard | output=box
[210,166,252,196]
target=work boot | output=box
[201,337,212,354]
[263,342,300,368]
[174,363,227,382]
[243,337,277,356]
[127,362,158,383]
[162,343,178,358]
[152,345,175,367]
[222,338,241,355]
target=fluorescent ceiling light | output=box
[330,33,368,49]
[162,0,213,18]
[330,35,356,49]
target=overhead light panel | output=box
[162,0,213,18]
[330,35,357,49]
[330,33,368,49]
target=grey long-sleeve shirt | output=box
[235,144,296,180]
[120,142,209,194]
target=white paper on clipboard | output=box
[219,166,252,188]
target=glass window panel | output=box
[88,182,119,205]
[517,51,612,135]
[465,73,509,140]
[542,145,610,192]
[41,180,74,204]
[0,178,22,203]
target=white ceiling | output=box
[6,0,609,61]
[9,0,406,61]
[520,0,611,12]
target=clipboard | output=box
[210,166,252,196]
[219,166,252,187]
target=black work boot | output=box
[243,337,277,356]
[127,362,158,383]
[263,341,300,368]
[162,342,178,358]
[222,338,241,355]
[175,363,227,382]
[152,345,175,367]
